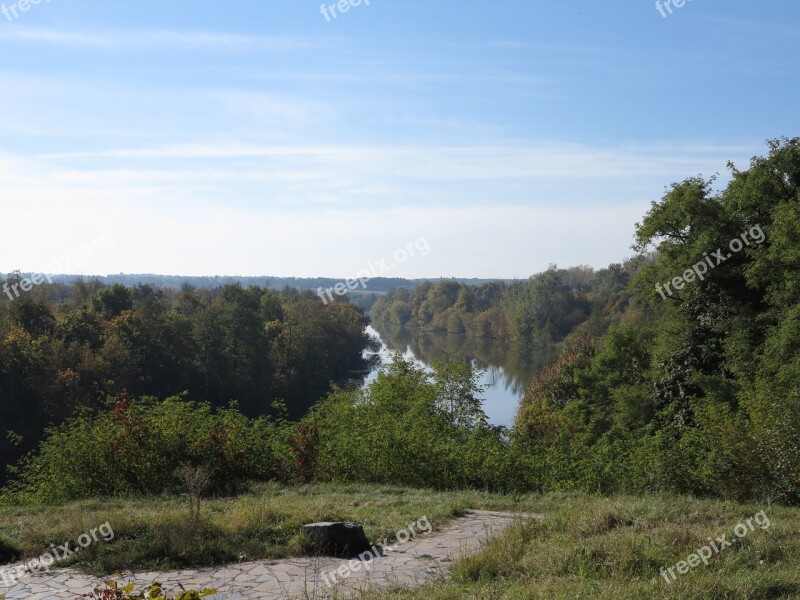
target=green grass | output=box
[350,493,800,600]
[0,482,530,576]
[2,485,800,599]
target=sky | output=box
[0,0,798,279]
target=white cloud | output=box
[2,27,335,51]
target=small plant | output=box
[81,580,217,600]
[175,464,211,522]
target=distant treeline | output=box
[0,280,370,486]
[0,274,511,294]
[370,262,641,345]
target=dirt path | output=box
[0,510,540,599]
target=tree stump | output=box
[303,522,372,557]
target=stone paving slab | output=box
[0,510,541,599]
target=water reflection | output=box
[364,323,555,428]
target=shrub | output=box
[298,357,518,491]
[4,394,293,504]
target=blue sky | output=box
[0,0,797,278]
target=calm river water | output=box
[363,324,553,428]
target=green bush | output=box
[296,357,519,491]
[4,394,292,504]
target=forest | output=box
[370,262,638,343]
[0,281,370,487]
[512,138,800,502]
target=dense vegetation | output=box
[371,264,636,340]
[1,139,799,509]
[0,282,369,486]
[515,138,800,503]
[2,357,518,503]
[367,138,800,505]
[3,396,292,504]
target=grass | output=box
[0,482,529,576]
[1,486,799,599]
[349,493,800,600]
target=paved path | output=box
[0,510,539,599]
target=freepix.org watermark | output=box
[0,522,115,587]
[320,0,370,22]
[2,0,52,23]
[2,232,114,302]
[317,236,430,305]
[655,0,695,18]
[655,225,765,300]
[321,516,432,588]
[660,511,771,584]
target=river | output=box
[363,324,554,428]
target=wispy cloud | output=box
[33,141,753,180]
[2,27,335,51]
